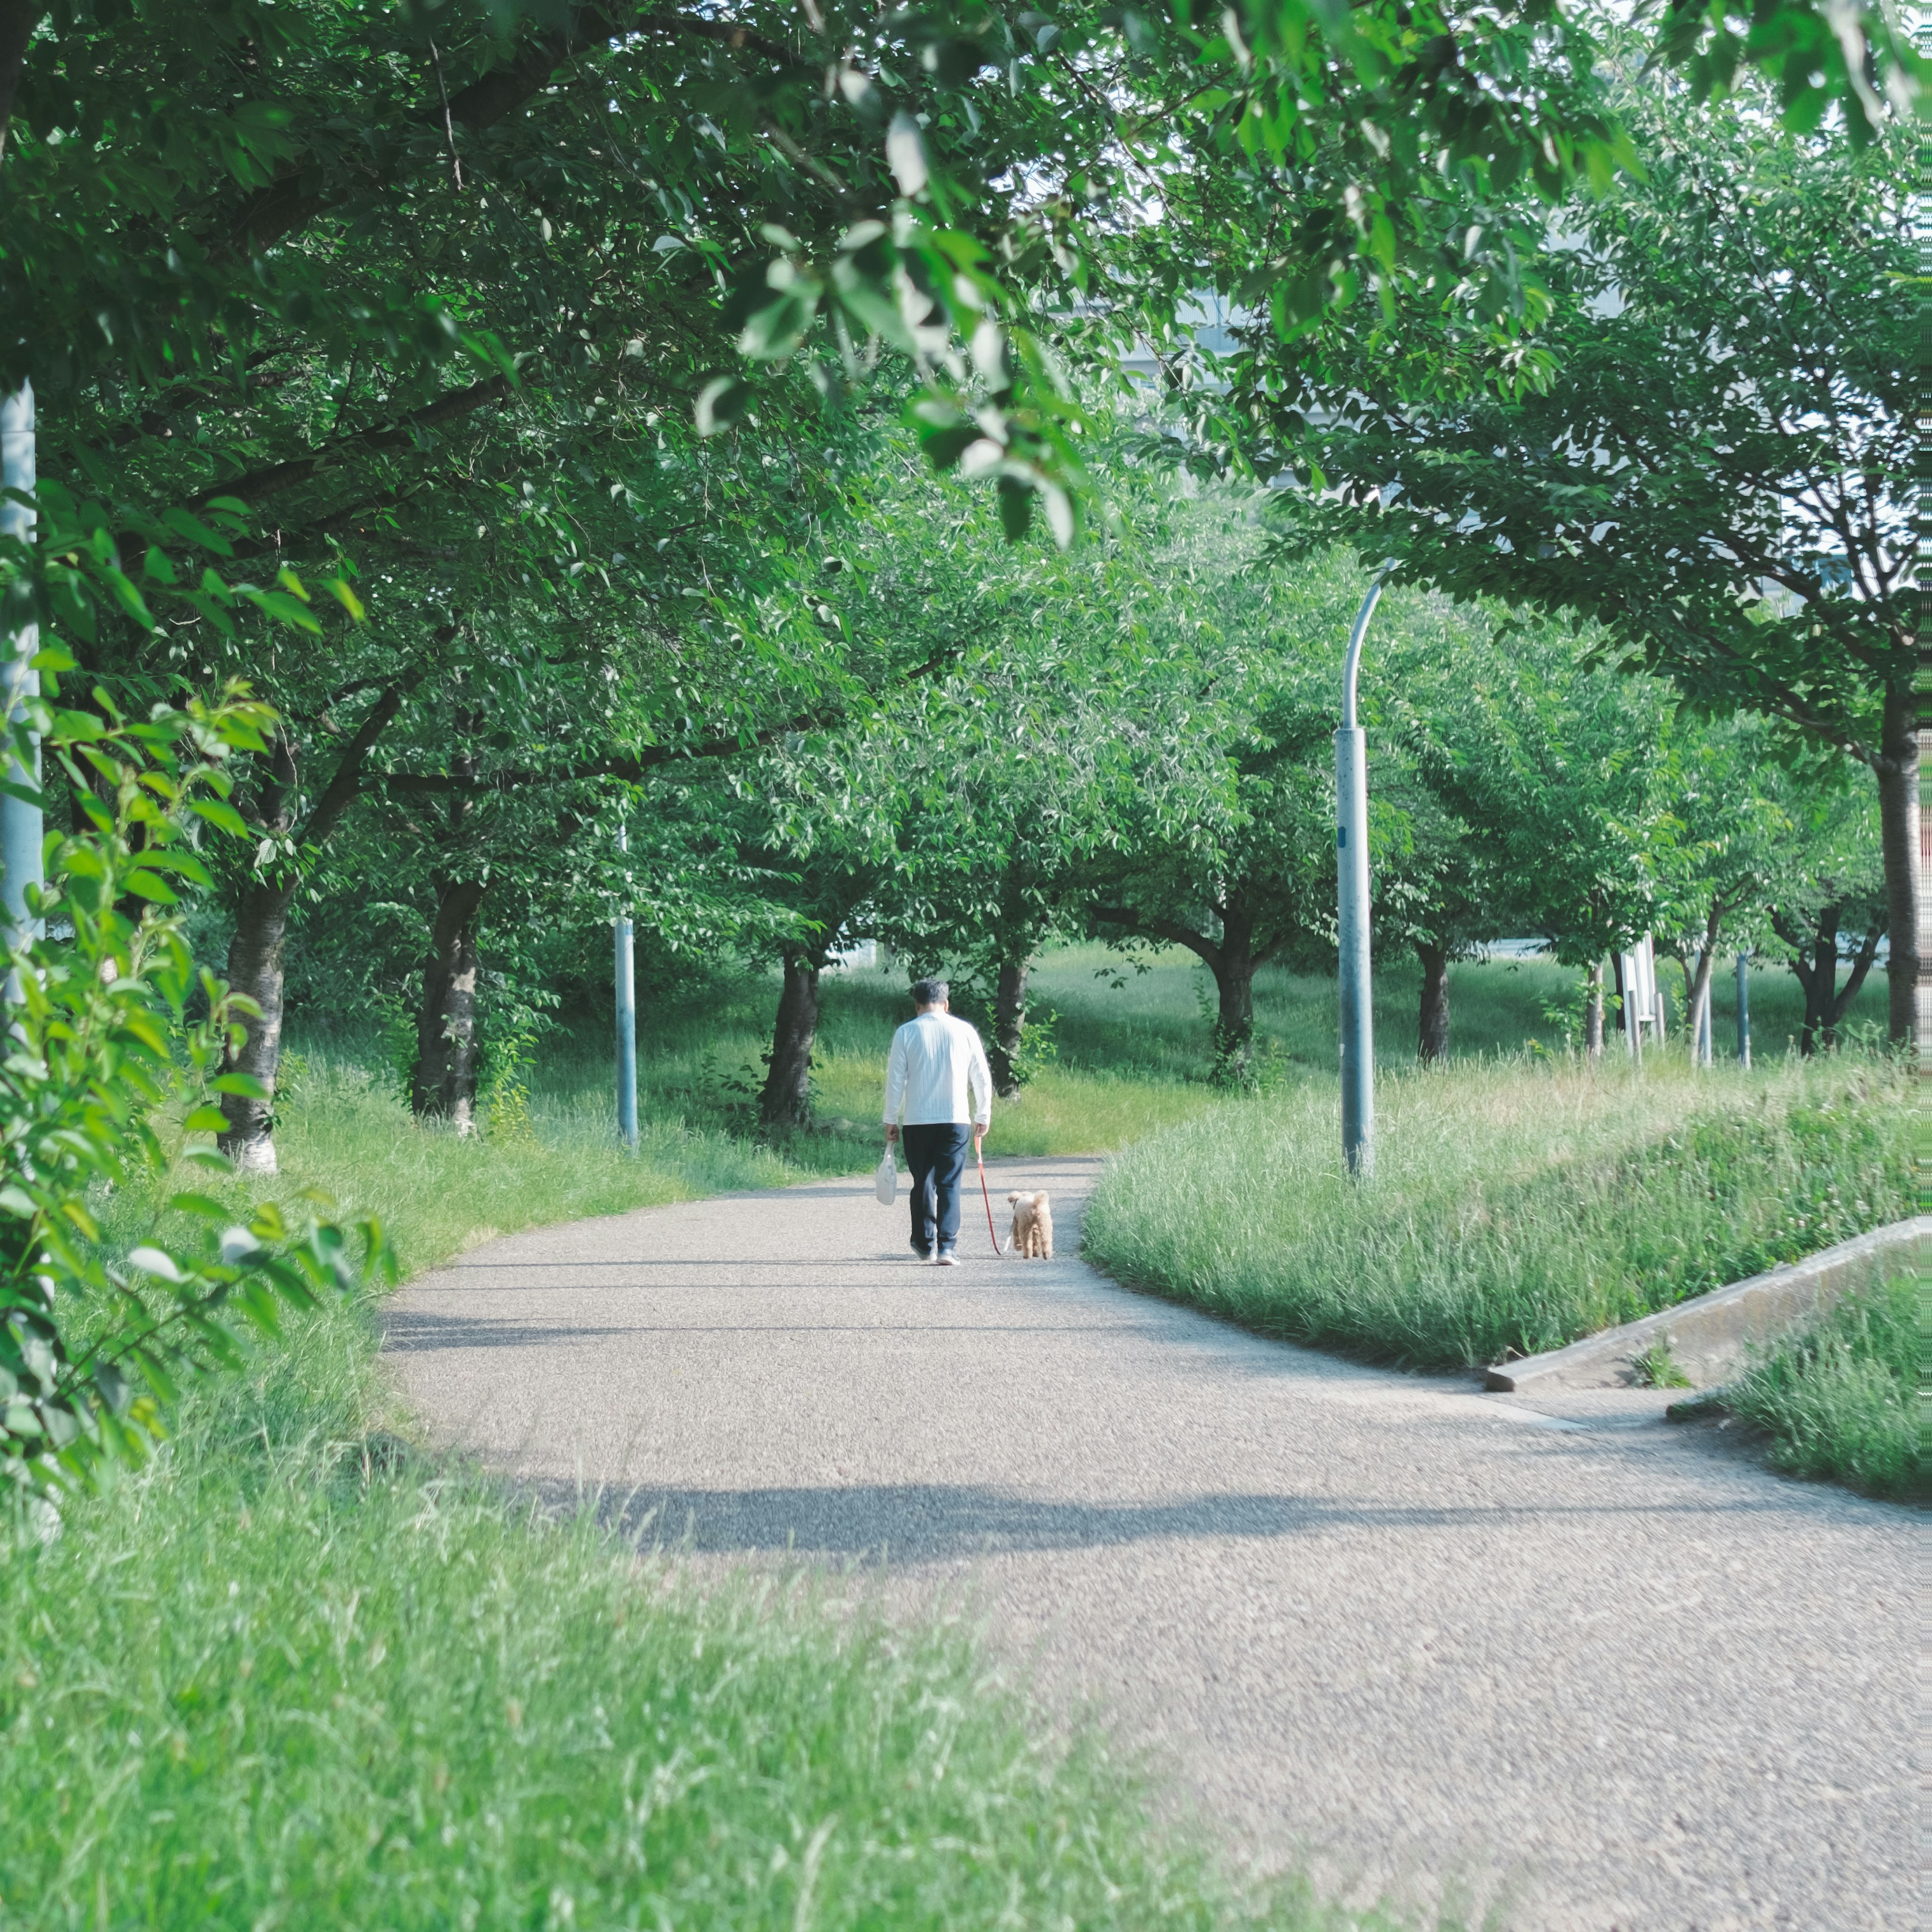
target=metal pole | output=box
[614,823,637,1150]
[1735,951,1751,1067]
[1335,573,1386,1178]
[0,382,40,990]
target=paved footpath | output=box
[385,1155,1914,1932]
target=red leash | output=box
[977,1147,1004,1256]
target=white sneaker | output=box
[934,1250,959,1267]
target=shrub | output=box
[0,685,384,1494]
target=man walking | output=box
[883,978,993,1265]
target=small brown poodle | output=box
[1006,1190,1054,1259]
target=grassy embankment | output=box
[4,1317,1363,1929]
[0,947,1904,1924]
[0,946,1392,1932]
[1717,1265,1922,1501]
[1083,1054,1909,1366]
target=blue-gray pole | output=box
[0,383,40,992]
[1335,572,1387,1178]
[1735,951,1751,1068]
[614,824,638,1150]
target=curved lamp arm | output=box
[1340,561,1398,732]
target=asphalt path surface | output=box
[385,1154,1914,1932]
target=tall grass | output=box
[21,947,1899,1926]
[0,1311,1364,1930]
[1022,944,1881,1081]
[1723,1268,1923,1500]
[1082,1056,1912,1372]
[33,957,1452,1931]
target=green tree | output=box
[1082,520,1356,1083]
[1644,717,1796,1055]
[1755,762,1886,1055]
[1270,72,1916,1043]
[1392,618,1679,1056]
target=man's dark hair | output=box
[910,977,949,1009]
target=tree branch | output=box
[230,6,809,253]
[1828,916,1884,1022]
[296,660,436,849]
[189,378,509,511]
[1089,904,1222,970]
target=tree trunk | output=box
[1584,959,1604,1060]
[759,950,822,1130]
[1209,906,1256,1084]
[413,878,487,1131]
[1801,904,1838,1055]
[216,733,298,1174]
[1873,683,1919,1052]
[990,955,1029,1098]
[216,877,294,1173]
[213,685,411,1172]
[1825,920,1883,1046]
[1685,906,1724,1069]
[1415,940,1451,1063]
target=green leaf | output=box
[737,291,816,362]
[997,476,1034,541]
[695,376,752,436]
[322,575,366,622]
[127,1246,187,1284]
[190,798,250,837]
[241,589,323,634]
[181,1105,230,1133]
[160,507,236,556]
[886,112,929,196]
[166,1192,229,1221]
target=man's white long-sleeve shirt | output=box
[883,1010,994,1128]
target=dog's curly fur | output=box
[1006,1190,1053,1259]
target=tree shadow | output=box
[559,1478,1797,1565]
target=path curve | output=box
[385,1155,1912,1932]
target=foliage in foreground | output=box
[1723,1271,1922,1501]
[1081,1057,1911,1373]
[0,1304,1371,1932]
[0,686,383,1495]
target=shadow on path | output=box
[549,1478,1808,1563]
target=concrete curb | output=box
[1483,1218,1926,1395]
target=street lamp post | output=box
[614,824,638,1151]
[1335,571,1388,1179]
[0,383,40,990]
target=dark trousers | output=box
[902,1122,972,1254]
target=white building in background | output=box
[1115,292,1243,386]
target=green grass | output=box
[9,943,1900,1925]
[22,951,1470,1932]
[1082,1056,1912,1374]
[1722,1268,1923,1500]
[0,1308,1375,1930]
